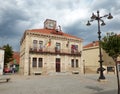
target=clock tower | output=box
[44,19,56,29]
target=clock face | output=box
[44,19,56,29]
[49,22,54,27]
[46,21,56,29]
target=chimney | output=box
[93,41,96,46]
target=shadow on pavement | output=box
[86,86,117,94]
[86,86,104,92]
[94,89,117,94]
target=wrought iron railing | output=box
[29,48,81,56]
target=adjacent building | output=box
[116,55,120,72]
[9,52,20,72]
[0,48,4,75]
[20,19,83,75]
[83,41,116,74]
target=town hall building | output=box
[19,19,83,75]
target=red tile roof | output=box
[28,29,82,40]
[83,41,99,49]
[11,52,20,64]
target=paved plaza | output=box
[0,73,118,94]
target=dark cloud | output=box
[0,1,31,51]
[0,0,119,51]
[91,1,118,11]
[0,10,28,35]
[63,20,98,45]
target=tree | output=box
[101,32,120,94]
[2,44,13,66]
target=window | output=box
[32,58,37,67]
[117,61,120,72]
[71,59,74,67]
[71,59,79,68]
[76,59,79,67]
[38,58,43,67]
[107,66,115,73]
[39,41,43,51]
[71,45,78,53]
[55,43,61,52]
[33,40,37,50]
[118,64,120,71]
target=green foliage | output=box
[101,32,120,94]
[2,44,13,65]
[101,32,120,59]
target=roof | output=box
[0,48,4,50]
[28,29,82,40]
[11,52,20,65]
[83,41,99,49]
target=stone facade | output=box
[83,45,100,73]
[20,19,83,75]
[83,41,116,74]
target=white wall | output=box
[0,49,4,75]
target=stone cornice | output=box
[27,31,82,43]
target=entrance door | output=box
[56,58,61,72]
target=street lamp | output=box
[86,10,113,80]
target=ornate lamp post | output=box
[86,10,113,80]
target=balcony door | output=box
[56,58,61,72]
[55,42,61,52]
[39,41,43,51]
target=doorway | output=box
[56,58,61,72]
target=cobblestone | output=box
[0,73,118,94]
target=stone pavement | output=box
[0,73,118,94]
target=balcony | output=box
[29,48,81,56]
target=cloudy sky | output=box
[0,0,120,51]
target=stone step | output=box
[48,72,72,75]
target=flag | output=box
[46,39,51,47]
[66,41,69,47]
[71,45,75,50]
[46,41,51,47]
[71,45,78,52]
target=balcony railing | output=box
[29,48,81,56]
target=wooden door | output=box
[56,58,61,72]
